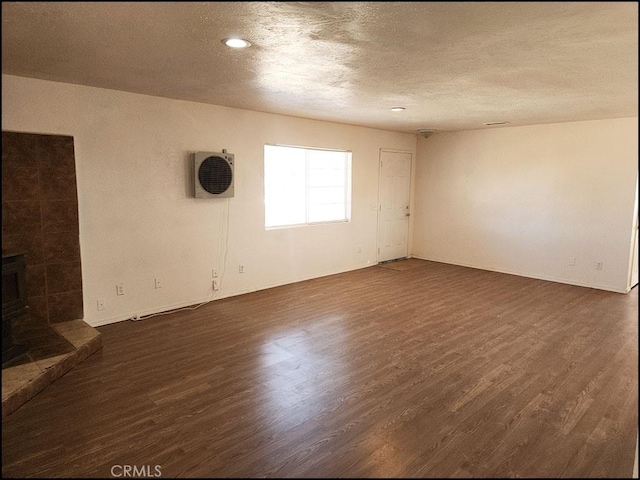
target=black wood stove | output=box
[2,252,28,365]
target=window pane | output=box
[308,150,346,170]
[309,186,345,205]
[264,145,351,228]
[264,146,306,227]
[309,203,346,223]
[309,168,345,187]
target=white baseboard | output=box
[411,255,629,294]
[86,262,375,327]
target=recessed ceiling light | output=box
[483,121,510,126]
[390,107,405,112]
[222,38,251,48]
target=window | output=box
[264,144,352,228]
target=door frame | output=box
[376,148,414,264]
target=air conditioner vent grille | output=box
[193,151,234,198]
[198,156,232,194]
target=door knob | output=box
[405,213,411,217]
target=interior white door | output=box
[377,150,412,262]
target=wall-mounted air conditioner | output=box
[193,150,234,198]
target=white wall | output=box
[2,75,416,326]
[412,118,639,293]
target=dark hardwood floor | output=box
[2,259,638,478]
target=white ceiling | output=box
[2,2,638,134]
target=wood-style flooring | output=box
[2,259,638,478]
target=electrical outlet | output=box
[155,278,162,289]
[213,278,220,290]
[212,269,218,278]
[239,265,244,274]
[596,262,603,270]
[97,299,105,311]
[116,284,125,296]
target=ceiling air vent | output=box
[193,150,234,198]
[418,129,436,138]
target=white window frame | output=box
[264,144,352,229]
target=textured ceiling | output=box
[2,2,638,134]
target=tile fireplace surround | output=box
[2,131,100,418]
[1,319,102,419]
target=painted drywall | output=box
[413,118,639,293]
[2,74,416,326]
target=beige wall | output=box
[412,118,639,293]
[2,75,416,326]
[3,73,636,328]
